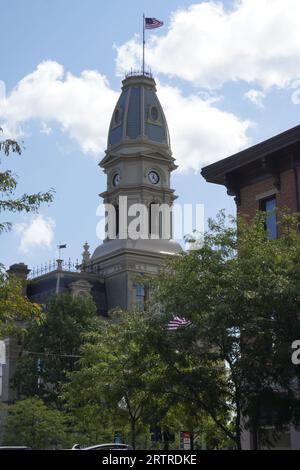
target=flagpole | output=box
[57,243,66,260]
[142,13,145,75]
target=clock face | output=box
[113,173,121,187]
[148,171,160,185]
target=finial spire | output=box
[142,13,145,75]
[82,241,91,264]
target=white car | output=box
[72,443,133,450]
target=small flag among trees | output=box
[167,316,192,331]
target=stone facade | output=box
[89,73,182,310]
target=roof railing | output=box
[28,258,80,279]
[28,258,103,279]
[125,69,153,79]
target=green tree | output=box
[62,211,300,449]
[0,268,42,338]
[0,130,53,336]
[161,402,232,450]
[2,397,69,449]
[13,293,99,407]
[64,306,230,450]
[63,309,172,449]
[62,402,119,448]
[148,210,300,449]
[0,128,54,233]
[140,301,232,446]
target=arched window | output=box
[149,202,160,238]
[135,283,146,311]
[149,202,172,239]
[115,205,119,237]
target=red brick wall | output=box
[237,167,300,217]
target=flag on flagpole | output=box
[58,244,67,249]
[167,316,192,331]
[145,17,164,29]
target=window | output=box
[135,283,146,311]
[115,205,119,237]
[261,196,277,240]
[0,364,2,398]
[150,105,159,122]
[149,203,158,238]
[149,203,167,239]
[114,108,122,126]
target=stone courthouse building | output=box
[0,73,182,429]
[202,124,300,450]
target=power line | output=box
[23,350,83,358]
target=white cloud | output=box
[244,89,266,109]
[0,60,118,154]
[40,121,52,135]
[15,215,55,253]
[0,60,250,171]
[116,0,300,90]
[158,83,251,171]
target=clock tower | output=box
[91,73,182,311]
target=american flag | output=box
[145,17,164,29]
[167,316,192,331]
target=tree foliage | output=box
[0,130,54,337]
[149,210,300,449]
[63,308,229,449]
[13,293,99,407]
[7,207,300,450]
[1,397,69,449]
[0,128,54,233]
[0,267,42,338]
[63,309,166,449]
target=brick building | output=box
[202,124,300,226]
[202,124,300,450]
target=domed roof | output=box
[92,238,182,261]
[107,73,170,149]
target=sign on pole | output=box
[114,431,122,444]
[179,431,193,450]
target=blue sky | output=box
[1,0,300,270]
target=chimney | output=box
[7,263,30,295]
